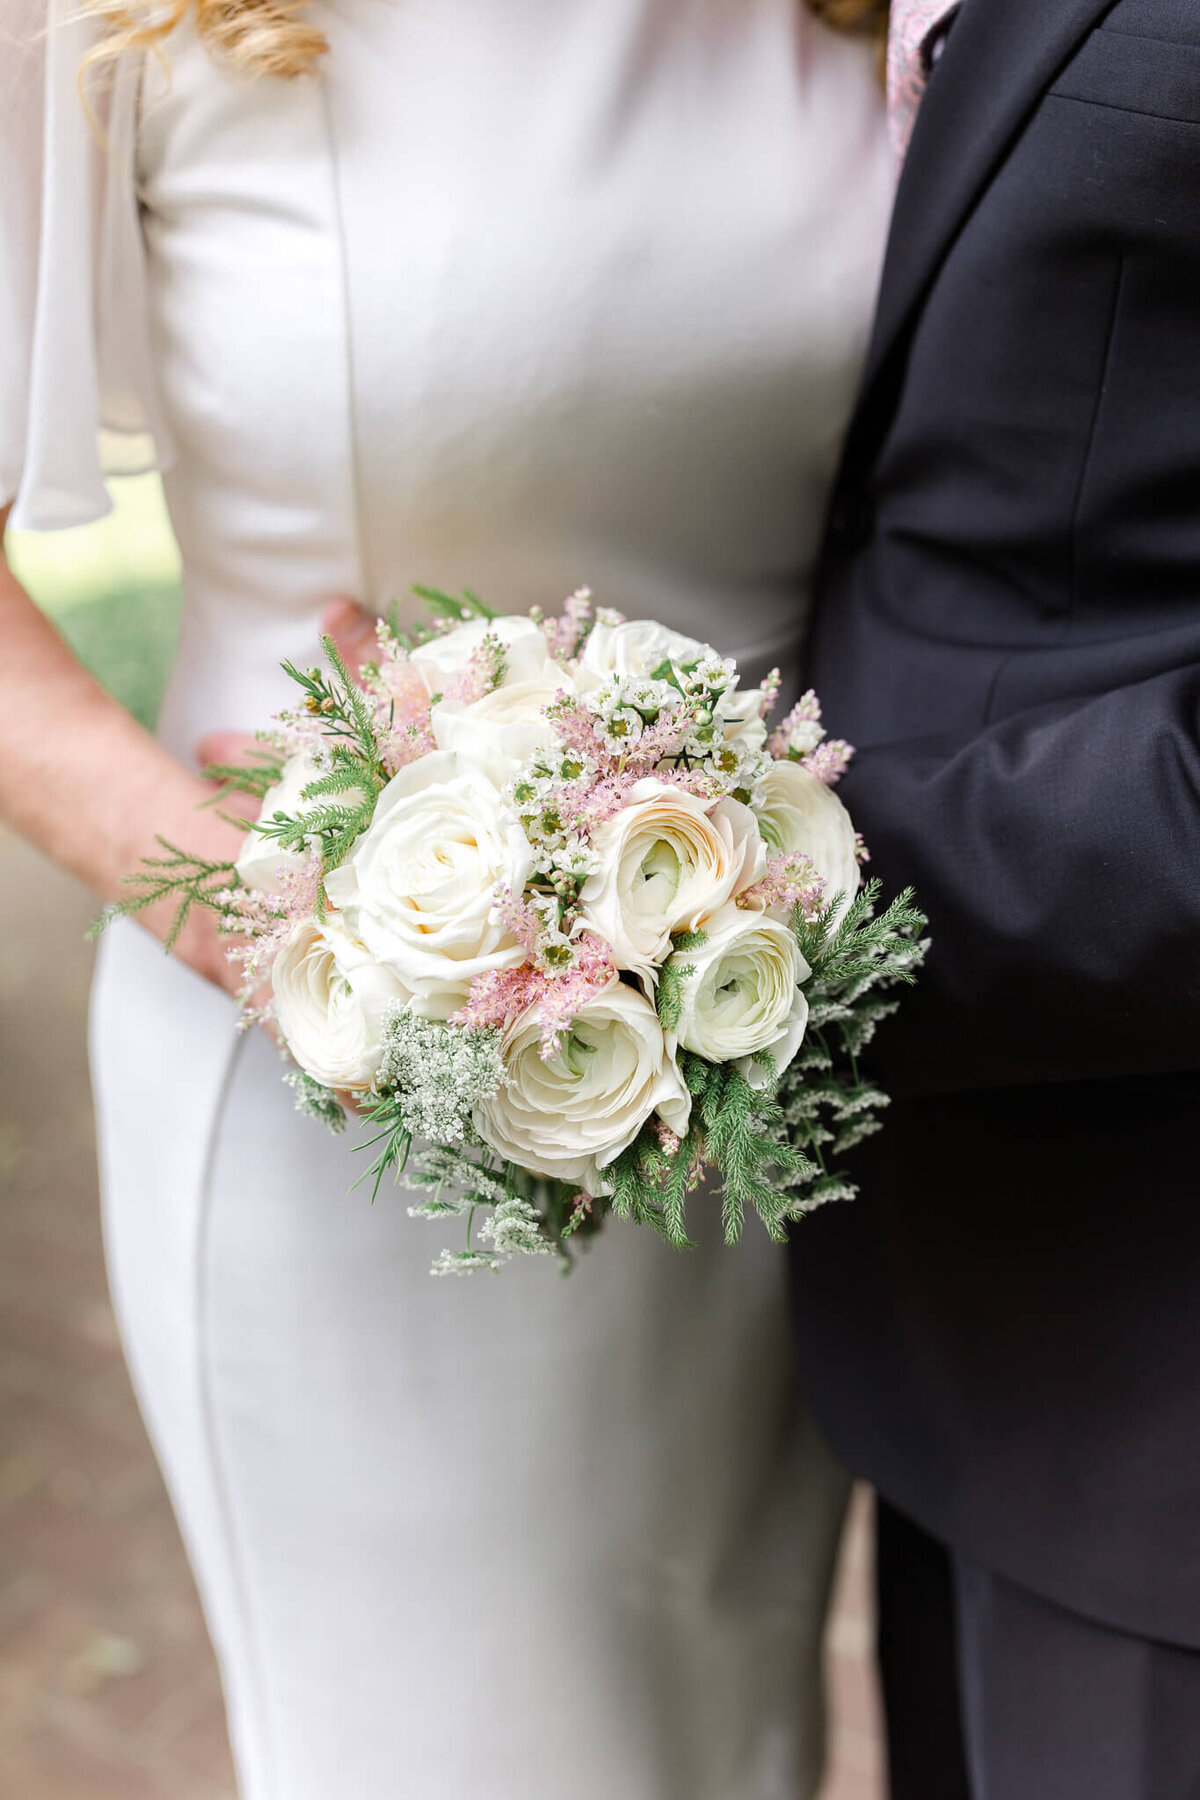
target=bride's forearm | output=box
[0,535,210,901]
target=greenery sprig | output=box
[89,839,239,950]
[199,742,286,804]
[575,880,928,1254]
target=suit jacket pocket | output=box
[1099,0,1200,49]
[1051,25,1200,123]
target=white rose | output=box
[669,905,810,1087]
[272,919,407,1092]
[410,614,554,695]
[475,980,691,1192]
[323,751,533,1016]
[234,750,327,895]
[755,760,861,921]
[576,618,712,687]
[576,619,767,746]
[577,779,767,982]
[430,674,568,781]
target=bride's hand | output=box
[183,597,381,998]
[136,773,258,999]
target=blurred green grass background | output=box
[7,475,182,730]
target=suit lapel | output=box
[846,0,1116,467]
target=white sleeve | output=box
[0,0,171,530]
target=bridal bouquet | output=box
[108,589,925,1273]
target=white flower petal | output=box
[754,760,861,922]
[273,920,407,1091]
[668,905,810,1078]
[475,981,690,1192]
[326,752,533,1015]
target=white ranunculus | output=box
[234,750,327,895]
[323,752,533,1016]
[755,759,861,921]
[410,614,554,696]
[475,980,691,1192]
[670,905,810,1087]
[577,779,767,983]
[272,919,407,1092]
[430,674,568,781]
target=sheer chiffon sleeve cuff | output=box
[0,0,172,531]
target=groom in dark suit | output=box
[791,1,1200,1794]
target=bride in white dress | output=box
[0,0,891,1794]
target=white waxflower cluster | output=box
[530,834,602,890]
[505,758,604,894]
[375,1010,507,1145]
[689,652,738,692]
[786,718,825,757]
[591,674,684,752]
[695,738,773,806]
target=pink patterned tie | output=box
[887,0,959,163]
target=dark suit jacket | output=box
[790,0,1200,1648]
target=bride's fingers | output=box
[321,595,380,677]
[196,728,260,774]
[192,731,268,827]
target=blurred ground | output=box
[0,830,233,1799]
[0,478,885,1798]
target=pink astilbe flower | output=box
[767,688,854,785]
[614,706,693,771]
[216,851,324,1006]
[651,1127,707,1196]
[568,1191,595,1227]
[488,886,554,962]
[548,763,720,844]
[800,738,854,786]
[768,689,825,762]
[269,708,335,757]
[655,1122,682,1158]
[365,633,436,772]
[442,631,507,708]
[538,587,597,661]
[452,956,616,1061]
[738,851,827,923]
[544,690,610,765]
[758,667,783,719]
[452,910,617,1060]
[855,831,871,866]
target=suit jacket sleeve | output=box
[843,660,1200,1097]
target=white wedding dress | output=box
[1,2,891,1795]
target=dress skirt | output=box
[91,917,851,1800]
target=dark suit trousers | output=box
[877,1500,1200,1800]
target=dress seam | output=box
[318,66,373,610]
[195,1028,279,1800]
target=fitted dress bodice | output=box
[135,0,890,757]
